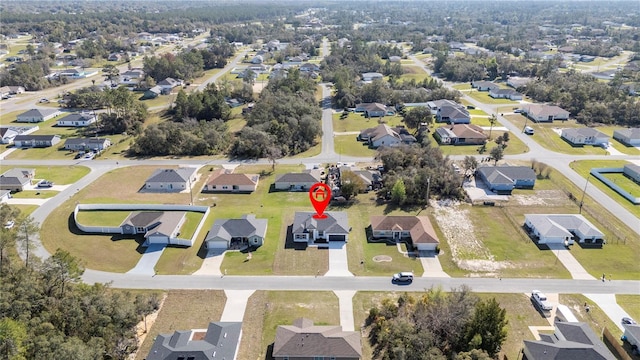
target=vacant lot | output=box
[399,65,431,82]
[569,160,639,218]
[332,112,405,133]
[135,290,226,360]
[0,165,90,185]
[334,135,377,157]
[238,291,339,360]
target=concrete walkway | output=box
[334,290,356,331]
[193,249,225,276]
[220,290,255,322]
[547,244,595,280]
[325,242,353,277]
[419,251,450,278]
[126,244,166,276]
[6,198,50,205]
[584,293,631,332]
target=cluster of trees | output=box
[0,59,64,91]
[524,70,640,126]
[377,144,465,206]
[173,85,231,122]
[0,204,159,360]
[366,287,508,359]
[232,69,321,158]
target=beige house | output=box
[370,215,440,251]
[203,169,259,193]
[273,318,362,360]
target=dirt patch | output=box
[432,200,510,273]
[373,255,392,262]
[131,293,168,360]
[511,190,571,207]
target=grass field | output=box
[466,90,517,104]
[434,129,529,156]
[603,173,640,195]
[0,165,90,184]
[238,291,340,360]
[76,210,132,226]
[11,205,39,217]
[616,295,640,323]
[569,160,639,218]
[503,115,609,155]
[334,135,377,157]
[135,290,226,360]
[10,190,58,199]
[399,65,431,82]
[332,112,405,133]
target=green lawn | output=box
[595,126,640,155]
[603,173,640,195]
[468,109,489,116]
[334,135,377,157]
[139,94,175,109]
[569,160,639,218]
[0,165,90,185]
[76,210,132,226]
[616,295,640,323]
[288,141,322,159]
[238,291,340,360]
[10,190,58,199]
[178,212,204,240]
[502,115,609,155]
[332,112,405,133]
[11,205,39,217]
[434,129,529,156]
[399,65,431,82]
[466,90,518,104]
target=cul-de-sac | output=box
[1,1,639,359]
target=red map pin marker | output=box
[309,182,331,219]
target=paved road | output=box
[196,49,249,91]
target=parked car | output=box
[3,220,15,229]
[622,317,637,325]
[392,272,414,283]
[531,290,553,312]
[38,180,54,188]
[39,98,49,103]
[524,126,535,135]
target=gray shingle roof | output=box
[63,137,109,146]
[146,168,196,184]
[273,318,362,358]
[58,113,96,123]
[613,128,640,140]
[275,172,321,184]
[523,322,614,360]
[562,128,608,139]
[477,166,536,185]
[525,214,604,238]
[17,108,60,118]
[292,211,349,234]
[146,322,242,360]
[205,214,268,242]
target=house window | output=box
[222,186,228,190]
[136,227,145,232]
[294,234,307,240]
[212,185,217,189]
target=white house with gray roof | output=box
[292,211,349,244]
[523,322,614,360]
[120,211,187,245]
[613,128,640,146]
[56,113,97,127]
[476,166,536,194]
[524,214,604,245]
[560,128,609,146]
[274,170,322,191]
[144,168,197,192]
[0,168,35,192]
[205,214,268,250]
[146,322,242,360]
[16,109,62,123]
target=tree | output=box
[391,178,407,205]
[403,107,433,131]
[463,298,508,357]
[0,318,27,359]
[490,146,504,165]
[488,114,497,140]
[0,204,20,272]
[15,216,38,268]
[340,170,367,200]
[265,145,283,171]
[462,156,478,177]
[41,249,85,297]
[102,64,120,86]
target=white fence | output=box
[74,203,211,247]
[590,168,640,205]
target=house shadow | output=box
[520,224,553,250]
[264,343,274,360]
[267,184,277,193]
[576,241,604,249]
[67,212,147,254]
[284,225,308,250]
[196,237,210,259]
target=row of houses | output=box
[8,134,111,151]
[357,124,417,148]
[471,80,523,100]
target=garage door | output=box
[328,234,345,241]
[206,240,228,249]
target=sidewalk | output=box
[334,290,356,331]
[547,244,594,280]
[325,242,353,277]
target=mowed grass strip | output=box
[135,290,226,360]
[75,210,131,226]
[569,160,639,218]
[10,190,57,199]
[0,165,90,185]
[466,90,517,104]
[238,291,339,360]
[616,295,640,323]
[334,135,377,157]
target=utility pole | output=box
[579,175,589,214]
[188,176,194,205]
[426,177,431,207]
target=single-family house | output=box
[523,322,615,360]
[0,168,35,192]
[121,69,145,79]
[58,68,86,79]
[120,211,186,245]
[613,128,640,146]
[107,53,122,61]
[63,137,111,152]
[354,102,391,118]
[274,170,322,191]
[489,88,523,100]
[13,134,60,148]
[359,124,416,148]
[524,214,605,245]
[0,86,11,98]
[250,54,264,64]
[56,113,97,127]
[370,216,440,251]
[0,127,19,144]
[146,322,242,360]
[339,167,382,191]
[143,85,164,99]
[144,168,197,192]
[248,63,268,73]
[471,80,499,91]
[623,164,640,183]
[426,99,465,115]
[6,86,25,94]
[292,211,349,244]
[436,105,471,124]
[434,124,487,145]
[560,128,609,146]
[507,77,533,89]
[476,166,536,194]
[623,323,640,354]
[203,169,259,193]
[300,63,320,72]
[16,109,62,123]
[157,77,183,91]
[0,190,11,203]
[522,105,570,122]
[273,318,362,360]
[361,72,384,82]
[204,214,268,250]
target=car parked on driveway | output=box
[392,272,414,283]
[38,180,54,188]
[622,317,637,325]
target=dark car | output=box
[622,317,637,325]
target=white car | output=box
[531,290,553,312]
[4,220,15,229]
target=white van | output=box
[524,126,535,135]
